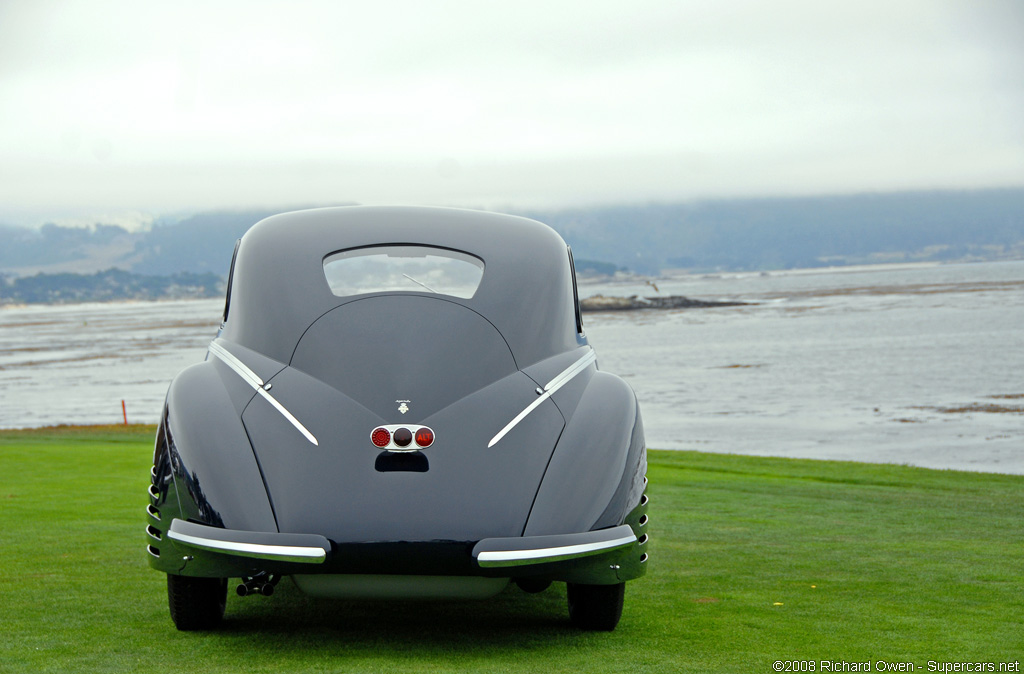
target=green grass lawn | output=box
[1,426,1021,673]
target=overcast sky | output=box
[1,0,1022,228]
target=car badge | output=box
[396,400,410,414]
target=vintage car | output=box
[145,206,649,631]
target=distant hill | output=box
[0,269,223,305]
[518,188,1024,274]
[131,209,282,276]
[0,222,141,274]
[2,189,1023,279]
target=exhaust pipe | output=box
[237,574,279,597]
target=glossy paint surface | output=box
[221,206,583,369]
[145,206,645,583]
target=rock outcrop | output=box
[579,294,750,312]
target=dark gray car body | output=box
[146,206,648,598]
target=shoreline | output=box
[6,259,1023,310]
[2,423,1020,476]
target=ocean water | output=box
[2,261,1022,473]
[581,261,1024,474]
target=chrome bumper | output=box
[167,520,330,564]
[472,525,637,568]
[159,519,644,584]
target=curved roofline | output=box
[220,206,585,368]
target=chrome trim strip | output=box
[253,386,319,446]
[208,341,318,446]
[640,552,649,563]
[487,349,595,448]
[146,525,162,541]
[167,529,328,564]
[638,514,648,527]
[542,349,596,392]
[146,504,161,521]
[476,531,637,567]
[147,545,160,559]
[150,465,157,480]
[487,394,549,448]
[638,533,649,545]
[208,341,263,387]
[147,484,159,501]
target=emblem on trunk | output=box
[396,400,410,414]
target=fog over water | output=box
[2,261,1022,474]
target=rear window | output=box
[323,245,484,299]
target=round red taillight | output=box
[371,427,391,448]
[414,427,434,448]
[393,427,413,447]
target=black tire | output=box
[167,575,227,631]
[566,582,625,631]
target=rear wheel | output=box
[566,582,625,631]
[167,575,227,631]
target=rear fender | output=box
[524,372,645,536]
[147,361,278,575]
